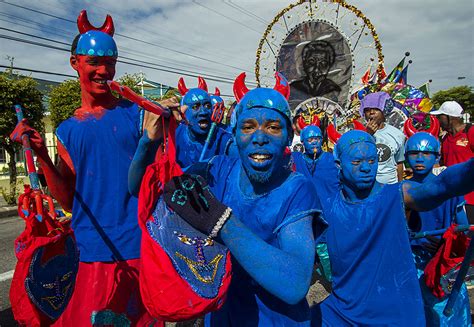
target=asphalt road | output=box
[0,215,473,326]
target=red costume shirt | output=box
[441,125,474,204]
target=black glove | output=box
[163,174,231,237]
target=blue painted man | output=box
[312,130,474,326]
[129,72,327,326]
[291,124,339,282]
[405,132,471,326]
[175,77,233,169]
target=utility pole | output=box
[5,55,14,76]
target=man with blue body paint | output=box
[312,130,474,326]
[129,73,327,326]
[404,132,471,326]
[174,77,234,169]
[291,124,339,282]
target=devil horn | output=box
[100,15,115,36]
[178,77,188,96]
[403,118,417,138]
[77,10,115,36]
[297,116,308,130]
[233,72,250,103]
[352,120,367,131]
[327,124,342,144]
[274,72,290,100]
[77,10,94,34]
[312,115,321,127]
[198,76,208,92]
[214,87,220,96]
[427,116,440,138]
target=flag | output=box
[385,57,405,83]
[418,82,431,98]
[396,65,409,85]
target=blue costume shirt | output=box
[56,101,143,262]
[291,151,340,213]
[204,156,323,326]
[175,123,233,169]
[314,183,425,326]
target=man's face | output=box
[437,114,450,131]
[339,142,378,190]
[407,151,437,176]
[364,107,385,125]
[71,55,116,98]
[303,52,330,84]
[236,108,289,183]
[183,89,212,136]
[301,126,323,156]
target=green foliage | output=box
[116,73,142,95]
[0,186,18,205]
[49,79,81,129]
[432,86,474,117]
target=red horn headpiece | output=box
[178,77,188,96]
[273,72,290,100]
[233,73,250,103]
[403,115,440,138]
[352,120,367,131]
[327,124,342,144]
[214,87,220,96]
[198,76,208,92]
[77,10,115,36]
[297,115,321,130]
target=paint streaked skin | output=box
[235,108,290,192]
[407,152,438,180]
[301,126,323,159]
[182,89,212,139]
[339,142,380,201]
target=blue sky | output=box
[0,0,472,101]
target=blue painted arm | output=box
[128,130,159,196]
[219,215,315,305]
[403,158,474,212]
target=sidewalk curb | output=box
[0,206,18,219]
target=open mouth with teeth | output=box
[92,79,108,86]
[198,119,210,129]
[249,153,273,164]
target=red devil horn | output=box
[214,87,220,96]
[101,15,115,36]
[77,10,115,36]
[403,118,417,138]
[198,76,208,92]
[327,124,342,144]
[178,77,188,96]
[427,115,440,138]
[297,116,308,130]
[312,115,321,127]
[274,72,290,100]
[352,120,366,131]
[233,72,250,103]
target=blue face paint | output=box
[236,108,290,184]
[339,142,378,190]
[182,88,212,137]
[407,152,437,177]
[300,125,322,157]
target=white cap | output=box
[430,101,464,117]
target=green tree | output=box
[0,71,44,204]
[432,86,474,118]
[48,73,144,129]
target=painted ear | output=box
[77,10,115,36]
[178,77,188,96]
[233,72,250,103]
[214,87,220,96]
[198,76,208,92]
[273,72,290,100]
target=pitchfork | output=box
[199,102,226,162]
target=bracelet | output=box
[209,207,232,239]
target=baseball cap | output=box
[430,101,463,117]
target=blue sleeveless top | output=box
[314,183,425,326]
[175,123,233,169]
[56,101,143,262]
[205,156,325,326]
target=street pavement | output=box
[0,213,473,326]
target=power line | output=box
[223,0,269,25]
[0,34,255,86]
[0,0,252,73]
[0,64,76,78]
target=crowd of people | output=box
[9,10,474,327]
